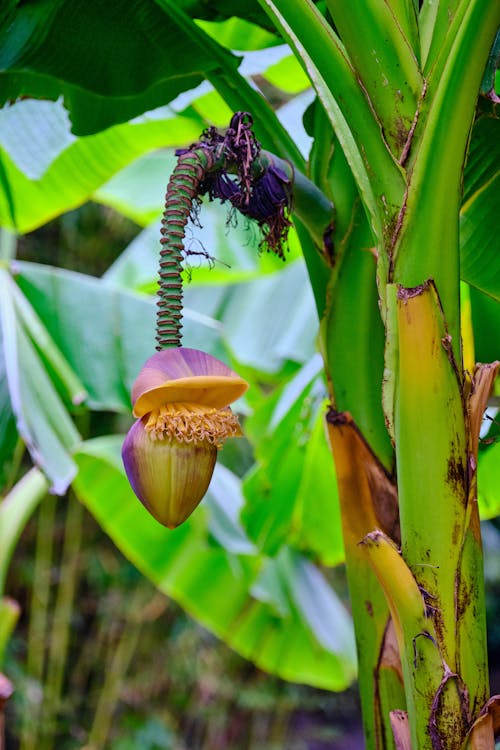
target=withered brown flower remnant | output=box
[184,112,293,260]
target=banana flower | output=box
[122,347,248,528]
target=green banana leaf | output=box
[478,441,500,520]
[0,99,205,232]
[72,435,357,691]
[242,355,344,566]
[460,115,500,301]
[0,0,239,135]
[0,269,80,492]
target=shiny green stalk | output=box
[314,106,400,747]
[253,0,500,747]
[0,468,49,596]
[326,0,423,157]
[392,282,486,748]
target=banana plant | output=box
[1,1,500,749]
[122,3,498,745]
[251,3,500,748]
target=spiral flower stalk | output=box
[156,148,218,350]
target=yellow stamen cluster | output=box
[144,402,241,446]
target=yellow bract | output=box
[133,375,248,417]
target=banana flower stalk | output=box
[122,113,293,528]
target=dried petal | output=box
[122,418,217,529]
[132,347,248,417]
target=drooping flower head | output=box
[121,113,287,529]
[122,347,248,529]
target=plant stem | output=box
[393,282,489,748]
[0,598,19,669]
[38,496,83,750]
[20,495,56,750]
[391,0,500,355]
[86,587,145,749]
[156,148,219,350]
[0,468,48,596]
[326,412,401,749]
[2,438,25,498]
